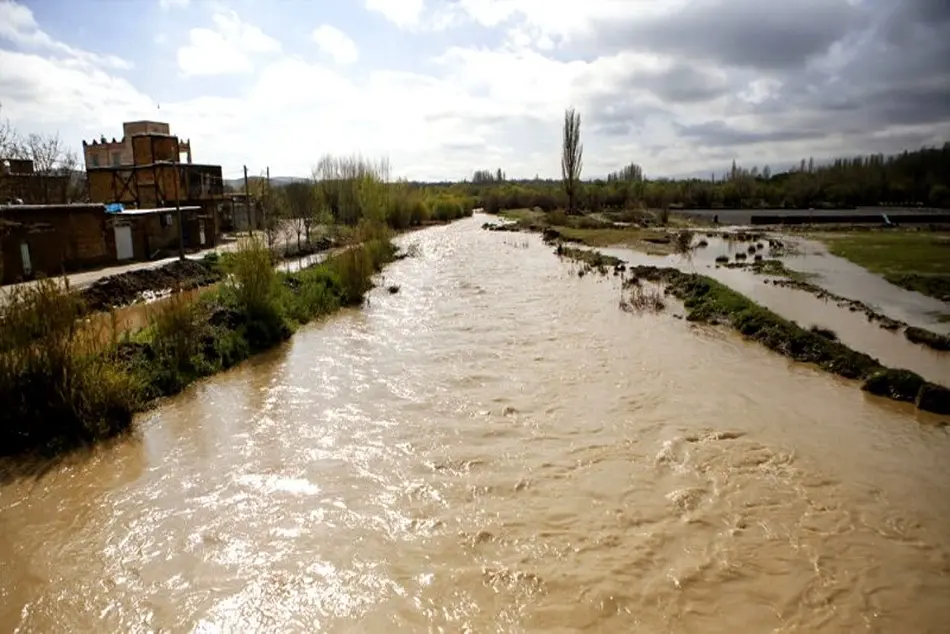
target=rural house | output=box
[84,121,224,248]
[0,203,114,284]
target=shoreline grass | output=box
[0,232,399,460]
[624,265,950,415]
[497,208,681,254]
[811,230,950,302]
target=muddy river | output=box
[2,216,949,632]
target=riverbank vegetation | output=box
[0,224,397,459]
[810,230,950,302]
[623,265,950,415]
[256,156,473,252]
[495,208,686,254]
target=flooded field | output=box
[2,215,949,632]
[597,233,950,387]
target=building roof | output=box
[111,206,202,216]
[0,203,105,213]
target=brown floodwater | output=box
[2,215,950,633]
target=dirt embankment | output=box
[80,260,221,312]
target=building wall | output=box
[123,121,170,136]
[2,173,71,204]
[69,210,113,262]
[134,213,179,258]
[84,139,133,169]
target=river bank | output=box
[0,229,399,461]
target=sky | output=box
[0,0,948,182]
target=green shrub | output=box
[0,277,137,456]
[428,197,468,221]
[225,236,280,318]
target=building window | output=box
[91,155,99,167]
[112,152,122,166]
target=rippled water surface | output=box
[2,216,950,633]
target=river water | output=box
[2,216,949,633]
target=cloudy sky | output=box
[0,0,948,181]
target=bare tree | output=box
[283,180,316,252]
[24,132,78,203]
[561,107,583,214]
[0,106,24,203]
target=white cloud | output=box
[0,0,131,69]
[177,10,281,77]
[311,25,359,65]
[1,0,948,182]
[159,0,189,9]
[365,0,426,29]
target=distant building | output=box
[0,158,72,205]
[220,192,261,232]
[83,121,223,247]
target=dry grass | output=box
[621,279,666,313]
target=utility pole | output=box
[174,150,185,261]
[265,166,271,248]
[243,164,251,237]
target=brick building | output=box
[108,205,204,262]
[83,121,223,248]
[0,203,114,284]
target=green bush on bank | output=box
[0,278,139,456]
[0,233,398,459]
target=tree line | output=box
[247,155,474,252]
[451,121,950,213]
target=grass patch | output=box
[884,273,950,302]
[809,325,839,341]
[624,265,950,415]
[555,244,624,270]
[904,326,950,352]
[498,208,677,254]
[621,280,665,313]
[1,231,398,460]
[814,231,950,301]
[725,258,815,282]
